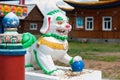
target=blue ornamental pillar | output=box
[0,12,26,80]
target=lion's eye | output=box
[57,21,63,25]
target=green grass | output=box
[68,41,120,52]
[68,41,120,62]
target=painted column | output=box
[0,12,26,80]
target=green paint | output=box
[25,64,33,68]
[47,10,61,15]
[33,50,57,75]
[42,33,68,41]
[56,16,63,21]
[21,32,37,48]
[69,57,74,65]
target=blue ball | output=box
[71,60,84,72]
[2,12,19,28]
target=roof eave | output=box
[64,0,119,6]
[64,0,120,9]
[58,6,74,11]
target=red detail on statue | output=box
[45,17,51,33]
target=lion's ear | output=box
[40,15,52,34]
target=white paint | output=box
[25,66,102,80]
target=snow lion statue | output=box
[22,0,84,76]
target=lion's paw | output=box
[73,56,82,62]
[51,70,65,76]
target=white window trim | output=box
[102,16,112,31]
[29,23,37,30]
[85,17,94,31]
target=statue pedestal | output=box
[25,66,102,80]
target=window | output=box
[102,17,112,31]
[29,23,37,30]
[85,17,94,30]
[76,17,83,28]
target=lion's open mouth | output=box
[57,29,66,33]
[56,29,70,35]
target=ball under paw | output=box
[71,60,84,72]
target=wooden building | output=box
[65,0,120,43]
[18,4,43,35]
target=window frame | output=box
[29,23,38,30]
[102,16,112,31]
[85,17,94,31]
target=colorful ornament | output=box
[17,6,23,16]
[4,5,11,15]
[23,7,27,16]
[11,6,17,13]
[2,12,19,28]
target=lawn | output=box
[68,41,120,53]
[68,41,120,62]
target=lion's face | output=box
[50,13,71,36]
[40,11,72,37]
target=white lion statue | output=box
[22,0,84,76]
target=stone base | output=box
[25,66,102,80]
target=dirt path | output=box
[84,60,120,79]
[95,52,120,56]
